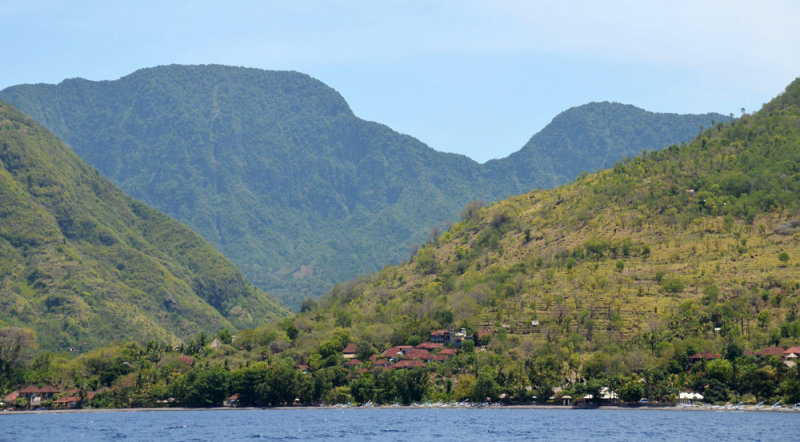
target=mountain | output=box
[0,101,287,351]
[0,65,727,309]
[274,77,800,387]
[487,102,729,190]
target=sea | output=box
[1,407,798,441]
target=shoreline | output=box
[3,403,798,415]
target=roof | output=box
[784,346,800,354]
[344,358,362,367]
[416,342,444,350]
[19,385,59,394]
[755,346,785,356]
[431,329,450,336]
[55,396,80,404]
[343,343,358,354]
[383,347,404,358]
[4,391,19,402]
[438,348,457,356]
[403,348,432,360]
[296,364,310,371]
[688,352,720,360]
[227,393,240,401]
[477,330,493,338]
[372,359,390,366]
[392,360,425,369]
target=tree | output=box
[619,379,644,403]
[779,251,790,265]
[0,327,36,386]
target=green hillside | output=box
[0,101,287,352]
[248,77,800,402]
[0,65,726,308]
[302,77,800,349]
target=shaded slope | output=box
[0,101,287,351]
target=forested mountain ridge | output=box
[0,65,727,308]
[487,101,730,190]
[0,101,287,351]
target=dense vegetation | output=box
[4,78,799,408]
[0,65,725,308]
[0,102,286,352]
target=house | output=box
[382,346,413,360]
[783,346,800,358]
[391,360,425,369]
[754,346,785,357]
[3,391,19,408]
[343,343,358,359]
[403,348,433,360]
[679,392,703,404]
[430,329,451,343]
[54,395,80,409]
[19,385,59,407]
[688,352,720,366]
[224,393,239,407]
[344,358,362,368]
[297,364,310,374]
[416,342,443,351]
[452,328,467,348]
[438,348,457,358]
[372,359,390,368]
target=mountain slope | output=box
[285,77,800,365]
[0,65,726,308]
[0,101,287,351]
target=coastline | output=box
[3,403,798,415]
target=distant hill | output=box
[487,101,729,190]
[0,101,287,351]
[0,65,727,308]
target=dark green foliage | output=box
[0,102,287,351]
[0,65,726,308]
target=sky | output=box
[2,0,799,163]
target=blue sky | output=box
[2,0,799,162]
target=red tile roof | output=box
[431,355,449,362]
[372,359,390,367]
[343,343,358,354]
[297,364,310,371]
[19,385,59,394]
[344,358,362,367]
[688,352,720,360]
[438,348,457,356]
[383,347,406,358]
[755,346,785,356]
[431,329,450,336]
[392,360,425,369]
[403,348,432,360]
[4,391,19,402]
[55,396,80,404]
[784,346,800,354]
[416,342,444,350]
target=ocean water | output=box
[1,408,797,441]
